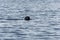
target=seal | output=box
[24,16,31,21]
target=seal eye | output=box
[24,16,30,21]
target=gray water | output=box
[0,0,60,40]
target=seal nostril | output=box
[24,16,30,21]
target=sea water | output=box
[0,0,60,40]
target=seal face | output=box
[24,16,30,21]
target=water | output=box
[0,0,60,40]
